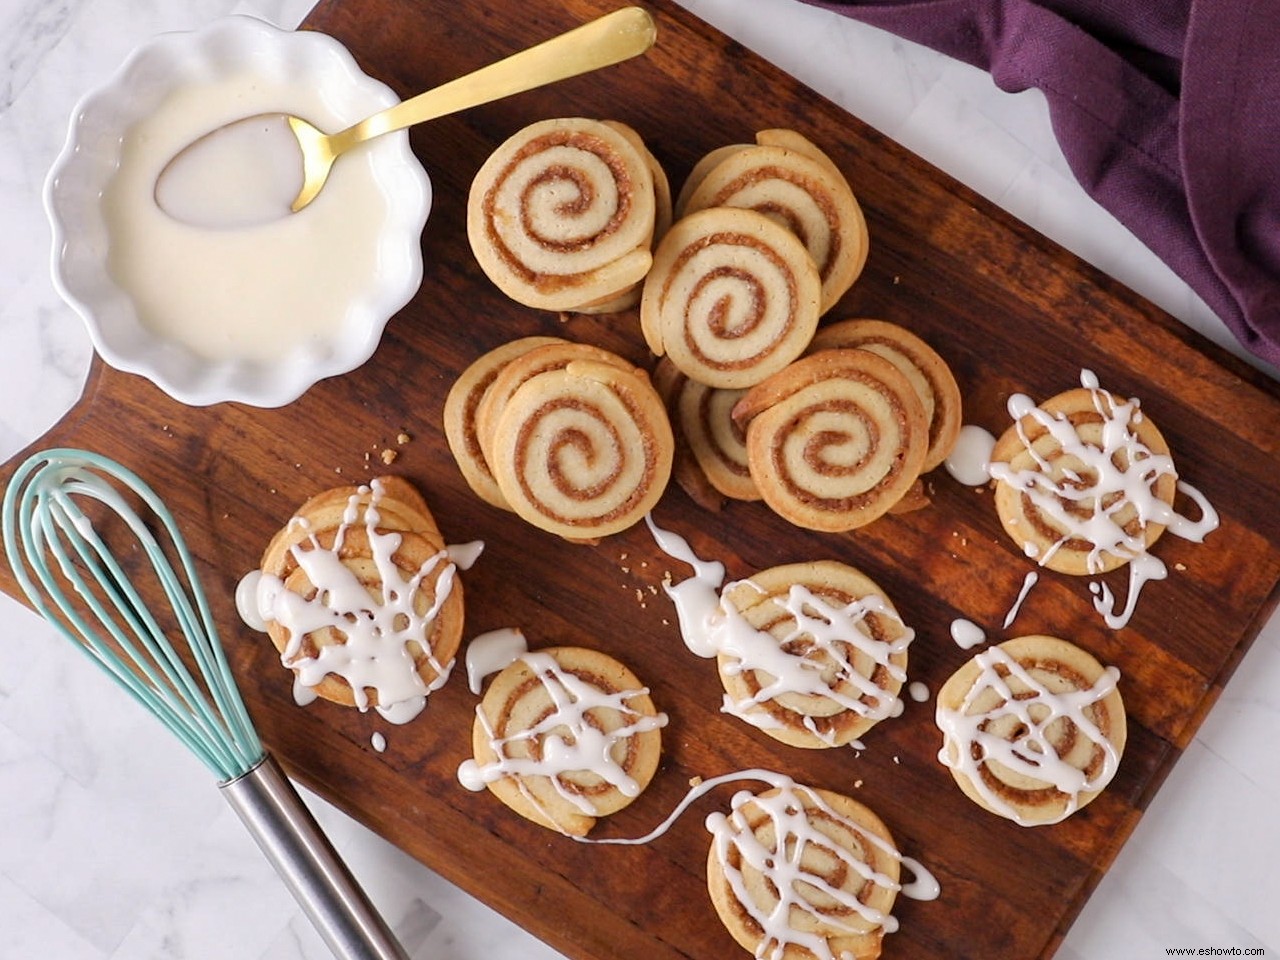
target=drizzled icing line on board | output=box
[935,644,1121,826]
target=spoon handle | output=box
[331,6,657,152]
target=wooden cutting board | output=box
[4,1,1280,957]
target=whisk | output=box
[1,448,409,960]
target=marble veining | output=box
[0,0,1276,957]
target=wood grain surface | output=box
[4,1,1280,957]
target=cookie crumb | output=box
[397,431,411,445]
[380,448,398,465]
[1174,562,1187,572]
[689,775,703,787]
[853,779,863,789]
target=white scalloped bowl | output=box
[43,16,431,407]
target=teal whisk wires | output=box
[2,447,263,780]
[1,448,407,960]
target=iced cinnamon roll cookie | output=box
[716,561,914,748]
[936,634,1126,825]
[484,346,674,540]
[238,477,479,724]
[467,117,659,312]
[987,371,1218,628]
[706,780,906,960]
[443,335,566,510]
[680,129,868,314]
[641,205,822,389]
[459,642,667,837]
[809,319,962,473]
[732,348,929,531]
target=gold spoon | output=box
[156,7,657,224]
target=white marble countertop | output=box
[1,0,1277,957]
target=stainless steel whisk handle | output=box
[220,755,410,960]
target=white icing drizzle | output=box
[908,681,930,703]
[643,514,726,658]
[708,775,938,958]
[935,644,1122,826]
[943,424,996,486]
[1002,571,1039,629]
[949,618,986,650]
[988,370,1219,629]
[235,479,480,724]
[644,515,915,739]
[457,651,669,825]
[465,627,529,695]
[370,732,387,753]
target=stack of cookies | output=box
[463,120,963,535]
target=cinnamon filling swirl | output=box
[642,206,821,389]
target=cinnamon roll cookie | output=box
[653,357,758,508]
[988,374,1181,575]
[680,128,868,314]
[444,335,566,510]
[809,319,962,473]
[732,348,929,531]
[467,117,660,312]
[936,634,1126,825]
[242,477,472,724]
[481,344,674,540]
[641,205,822,388]
[715,560,914,748]
[706,780,905,960]
[459,644,667,837]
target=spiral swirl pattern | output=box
[488,357,674,540]
[681,129,868,314]
[707,782,901,960]
[641,206,821,389]
[810,319,962,472]
[733,349,929,531]
[467,117,658,312]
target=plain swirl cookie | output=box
[467,117,659,312]
[732,348,929,531]
[486,351,674,540]
[680,128,868,315]
[641,205,822,389]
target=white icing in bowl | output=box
[43,15,431,407]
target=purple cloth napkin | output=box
[796,0,1280,368]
